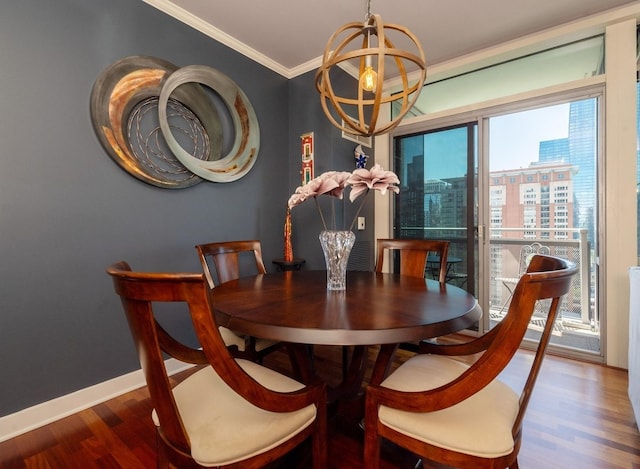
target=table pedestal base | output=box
[286,343,399,407]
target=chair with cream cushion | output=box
[364,254,577,469]
[195,240,282,362]
[107,261,327,468]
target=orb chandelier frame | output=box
[315,2,426,137]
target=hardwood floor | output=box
[1,343,639,468]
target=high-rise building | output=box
[539,138,569,162]
[489,161,577,239]
[539,99,597,242]
[489,161,577,309]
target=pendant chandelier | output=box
[315,0,426,137]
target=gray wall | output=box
[0,0,363,417]
[288,71,375,269]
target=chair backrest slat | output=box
[195,240,267,288]
[510,254,576,434]
[375,238,450,282]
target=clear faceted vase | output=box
[319,230,356,291]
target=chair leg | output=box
[311,394,328,469]
[342,345,349,380]
[156,430,170,469]
[363,415,381,469]
[498,281,515,314]
[287,343,315,384]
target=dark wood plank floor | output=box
[1,343,639,468]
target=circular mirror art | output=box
[90,56,260,188]
[158,65,260,183]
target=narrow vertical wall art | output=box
[300,132,314,185]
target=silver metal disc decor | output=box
[158,65,260,183]
[126,96,212,183]
[90,56,260,187]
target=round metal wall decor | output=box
[90,56,260,188]
[158,65,260,183]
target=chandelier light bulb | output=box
[360,65,377,92]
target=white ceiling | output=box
[147,0,639,77]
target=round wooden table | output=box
[210,270,480,345]
[209,270,481,394]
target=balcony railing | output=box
[490,227,593,327]
[399,226,598,352]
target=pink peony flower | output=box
[347,164,400,202]
[288,171,352,209]
[287,164,399,231]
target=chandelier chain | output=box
[365,0,372,21]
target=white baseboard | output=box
[0,359,193,443]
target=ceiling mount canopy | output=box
[315,0,426,137]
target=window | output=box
[394,36,604,117]
[491,207,503,226]
[524,207,537,227]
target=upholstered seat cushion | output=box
[152,359,316,466]
[218,326,247,350]
[378,354,519,458]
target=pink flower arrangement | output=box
[288,164,400,231]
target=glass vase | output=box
[319,230,356,291]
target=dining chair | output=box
[364,254,577,469]
[106,261,327,469]
[375,238,451,352]
[375,238,450,282]
[195,240,281,362]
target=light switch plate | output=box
[357,216,365,230]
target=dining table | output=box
[208,270,481,398]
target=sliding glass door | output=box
[392,94,602,359]
[394,123,478,298]
[487,99,600,356]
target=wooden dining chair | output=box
[364,255,577,469]
[375,238,451,352]
[195,240,281,362]
[375,238,450,283]
[107,261,327,469]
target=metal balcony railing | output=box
[489,228,593,329]
[398,226,595,334]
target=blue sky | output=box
[489,103,570,171]
[402,102,571,180]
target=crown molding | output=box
[288,56,323,79]
[142,0,294,78]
